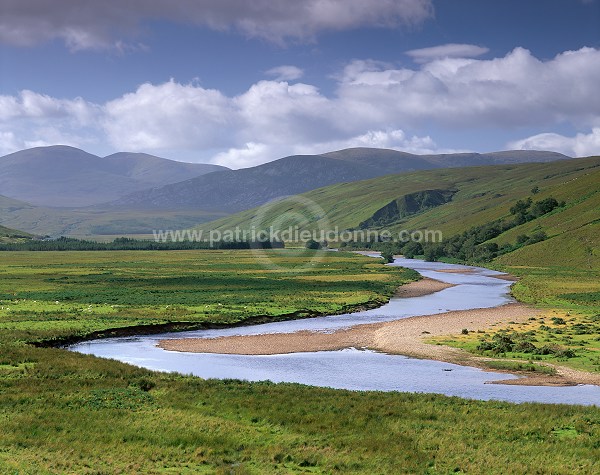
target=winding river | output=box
[70,257,600,405]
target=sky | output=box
[1,0,599,168]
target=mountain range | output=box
[108,148,569,212]
[0,145,573,236]
[0,146,227,207]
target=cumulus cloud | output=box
[0,90,101,155]
[1,47,600,166]
[509,129,600,157]
[405,43,490,63]
[265,65,304,81]
[0,90,99,122]
[103,80,235,150]
[0,0,434,50]
[337,47,600,128]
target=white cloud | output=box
[103,80,235,150]
[336,47,600,128]
[0,90,99,122]
[265,65,304,81]
[0,0,434,50]
[509,129,600,157]
[211,142,272,169]
[1,47,600,167]
[0,131,21,156]
[406,43,489,63]
[0,90,101,155]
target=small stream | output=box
[70,257,600,406]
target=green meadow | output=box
[0,250,414,342]
[434,260,600,373]
[1,249,599,474]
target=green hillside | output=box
[196,156,600,267]
[0,224,32,243]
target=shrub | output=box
[305,239,321,250]
[381,250,394,264]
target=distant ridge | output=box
[109,148,570,213]
[0,146,228,207]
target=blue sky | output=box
[1,0,599,167]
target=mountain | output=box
[0,146,574,237]
[196,155,600,269]
[322,148,568,169]
[110,148,570,212]
[0,146,227,207]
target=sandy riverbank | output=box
[158,276,600,387]
[394,277,455,297]
[158,303,532,359]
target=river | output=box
[69,257,600,406]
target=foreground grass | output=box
[2,365,600,474]
[1,250,599,473]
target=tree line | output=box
[341,196,565,263]
[0,236,285,251]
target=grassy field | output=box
[431,256,600,373]
[0,249,414,343]
[1,249,599,473]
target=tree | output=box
[305,239,321,250]
[529,197,559,218]
[381,250,394,263]
[401,241,423,259]
[510,198,532,216]
[423,244,443,262]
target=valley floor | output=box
[159,273,600,387]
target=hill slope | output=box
[196,156,600,267]
[0,220,32,243]
[0,147,573,236]
[110,148,569,212]
[0,146,227,207]
[0,193,226,237]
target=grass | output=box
[430,262,600,373]
[0,249,415,343]
[1,249,599,473]
[0,224,32,243]
[482,359,557,375]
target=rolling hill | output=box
[196,156,600,268]
[0,146,227,207]
[109,148,569,213]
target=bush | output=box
[513,340,537,353]
[381,250,394,264]
[305,239,321,250]
[401,241,423,259]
